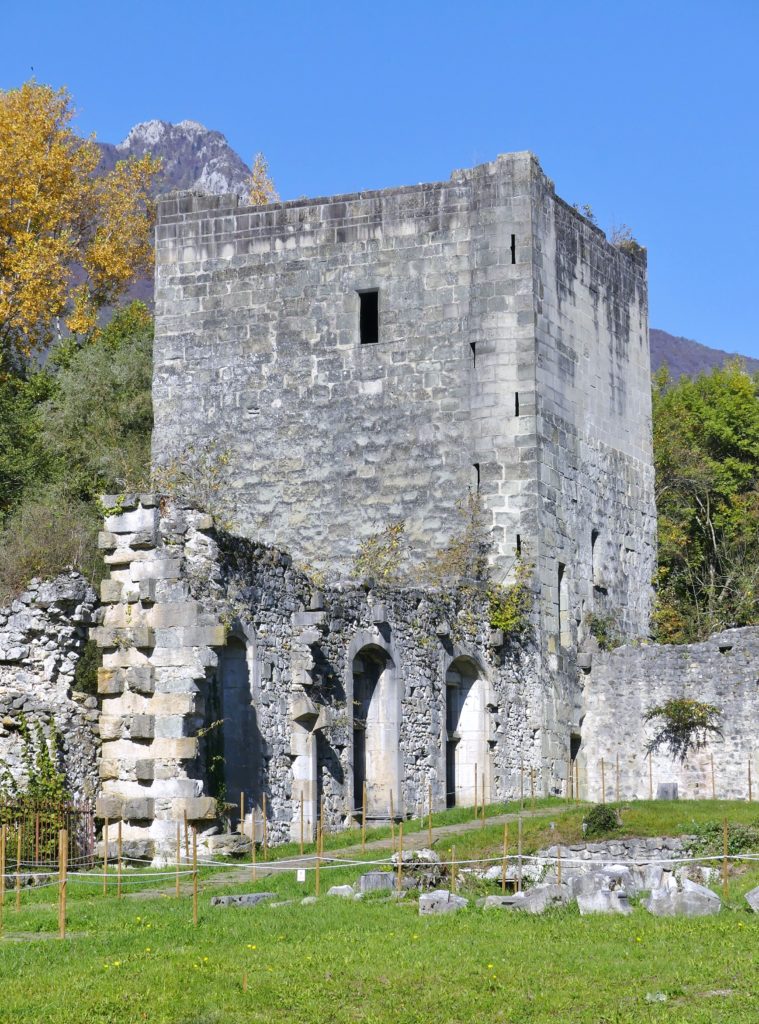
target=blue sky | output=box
[4,0,758,355]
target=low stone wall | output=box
[92,495,543,859]
[580,629,759,802]
[0,574,100,799]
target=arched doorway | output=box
[214,636,260,824]
[351,644,400,819]
[445,657,488,808]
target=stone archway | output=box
[444,656,489,808]
[349,638,400,820]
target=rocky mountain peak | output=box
[99,119,252,197]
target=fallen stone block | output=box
[577,889,632,916]
[745,884,759,913]
[644,887,721,917]
[211,893,277,908]
[327,885,355,899]
[419,889,468,915]
[358,871,394,893]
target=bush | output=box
[487,556,533,637]
[689,819,759,857]
[585,612,621,651]
[644,698,723,762]
[583,803,621,838]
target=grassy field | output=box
[0,800,757,1024]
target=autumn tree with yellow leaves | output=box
[248,152,279,205]
[0,81,159,367]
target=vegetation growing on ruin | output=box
[584,611,622,651]
[643,698,723,762]
[486,557,533,637]
[351,521,407,585]
[0,714,68,808]
[652,361,759,642]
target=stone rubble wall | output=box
[579,628,759,801]
[92,495,543,859]
[0,574,100,800]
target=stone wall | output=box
[92,495,543,859]
[0,574,100,800]
[579,628,759,801]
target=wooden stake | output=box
[481,773,486,824]
[396,822,403,892]
[648,751,653,800]
[58,828,67,940]
[575,758,580,803]
[176,821,181,898]
[315,818,321,897]
[251,806,257,882]
[239,793,244,834]
[34,813,40,866]
[15,824,22,912]
[519,759,524,806]
[501,823,508,894]
[567,758,572,801]
[242,972,248,992]
[749,757,753,802]
[450,843,457,893]
[117,820,123,899]
[389,790,395,852]
[103,817,109,896]
[517,816,523,893]
[530,767,535,811]
[300,790,305,856]
[428,783,433,847]
[557,843,562,888]
[183,808,189,859]
[711,754,716,800]
[361,783,367,852]
[600,757,606,805]
[0,824,6,935]
[722,817,729,901]
[192,828,198,927]
[615,753,620,802]
[262,795,268,860]
[474,763,478,820]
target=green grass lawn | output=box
[0,801,757,1024]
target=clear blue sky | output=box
[4,0,758,355]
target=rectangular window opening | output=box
[473,463,480,492]
[515,534,522,557]
[515,392,520,417]
[470,342,476,367]
[359,289,379,344]
[558,561,570,647]
[510,234,516,264]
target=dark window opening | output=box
[510,234,516,264]
[470,341,476,366]
[570,733,581,761]
[359,289,379,344]
[515,392,520,416]
[473,463,480,491]
[516,534,522,557]
[558,561,570,647]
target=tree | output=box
[644,698,723,762]
[248,152,279,205]
[652,361,759,642]
[0,81,159,367]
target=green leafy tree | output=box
[652,361,759,642]
[644,698,723,762]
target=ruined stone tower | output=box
[92,154,657,856]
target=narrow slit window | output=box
[515,392,520,417]
[473,463,480,491]
[359,289,379,344]
[470,342,477,366]
[510,234,516,264]
[516,534,522,557]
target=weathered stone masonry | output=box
[152,151,656,781]
[91,495,540,857]
[0,574,99,800]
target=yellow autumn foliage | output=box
[248,152,279,205]
[0,81,159,364]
